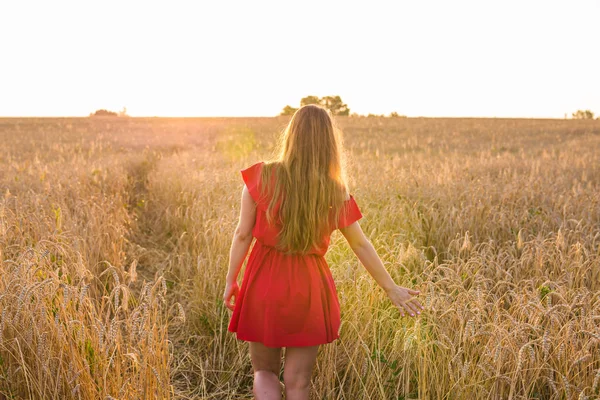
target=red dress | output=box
[227,161,363,347]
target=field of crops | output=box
[0,116,599,399]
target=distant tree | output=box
[118,106,129,117]
[286,95,350,116]
[388,111,407,118]
[571,109,594,119]
[280,105,299,116]
[90,109,118,117]
[320,95,350,116]
[300,96,322,107]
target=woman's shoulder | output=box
[241,160,265,173]
[240,161,265,204]
[240,161,279,208]
[336,182,351,201]
[241,160,283,174]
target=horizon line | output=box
[0,114,585,120]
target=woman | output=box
[223,104,424,400]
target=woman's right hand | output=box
[223,280,240,311]
[385,285,424,317]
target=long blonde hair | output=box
[260,104,349,254]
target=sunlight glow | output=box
[1,0,598,118]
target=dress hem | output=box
[231,330,340,348]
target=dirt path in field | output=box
[120,150,202,399]
[122,152,164,284]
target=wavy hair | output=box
[260,104,349,254]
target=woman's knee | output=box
[283,368,311,390]
[254,369,279,383]
[253,370,281,396]
[282,345,319,390]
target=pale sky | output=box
[1,0,599,118]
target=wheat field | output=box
[0,116,599,399]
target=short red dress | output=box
[227,161,363,347]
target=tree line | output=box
[89,107,128,117]
[571,109,596,120]
[89,104,598,120]
[280,96,410,118]
[281,96,350,116]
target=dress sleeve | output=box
[337,195,363,229]
[240,161,264,205]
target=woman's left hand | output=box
[385,284,423,317]
[223,281,240,311]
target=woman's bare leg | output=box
[249,341,283,400]
[283,345,319,400]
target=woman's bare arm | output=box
[223,185,256,310]
[340,221,423,317]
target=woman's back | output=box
[242,161,362,256]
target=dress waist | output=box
[253,237,326,257]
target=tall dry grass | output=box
[1,116,599,399]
